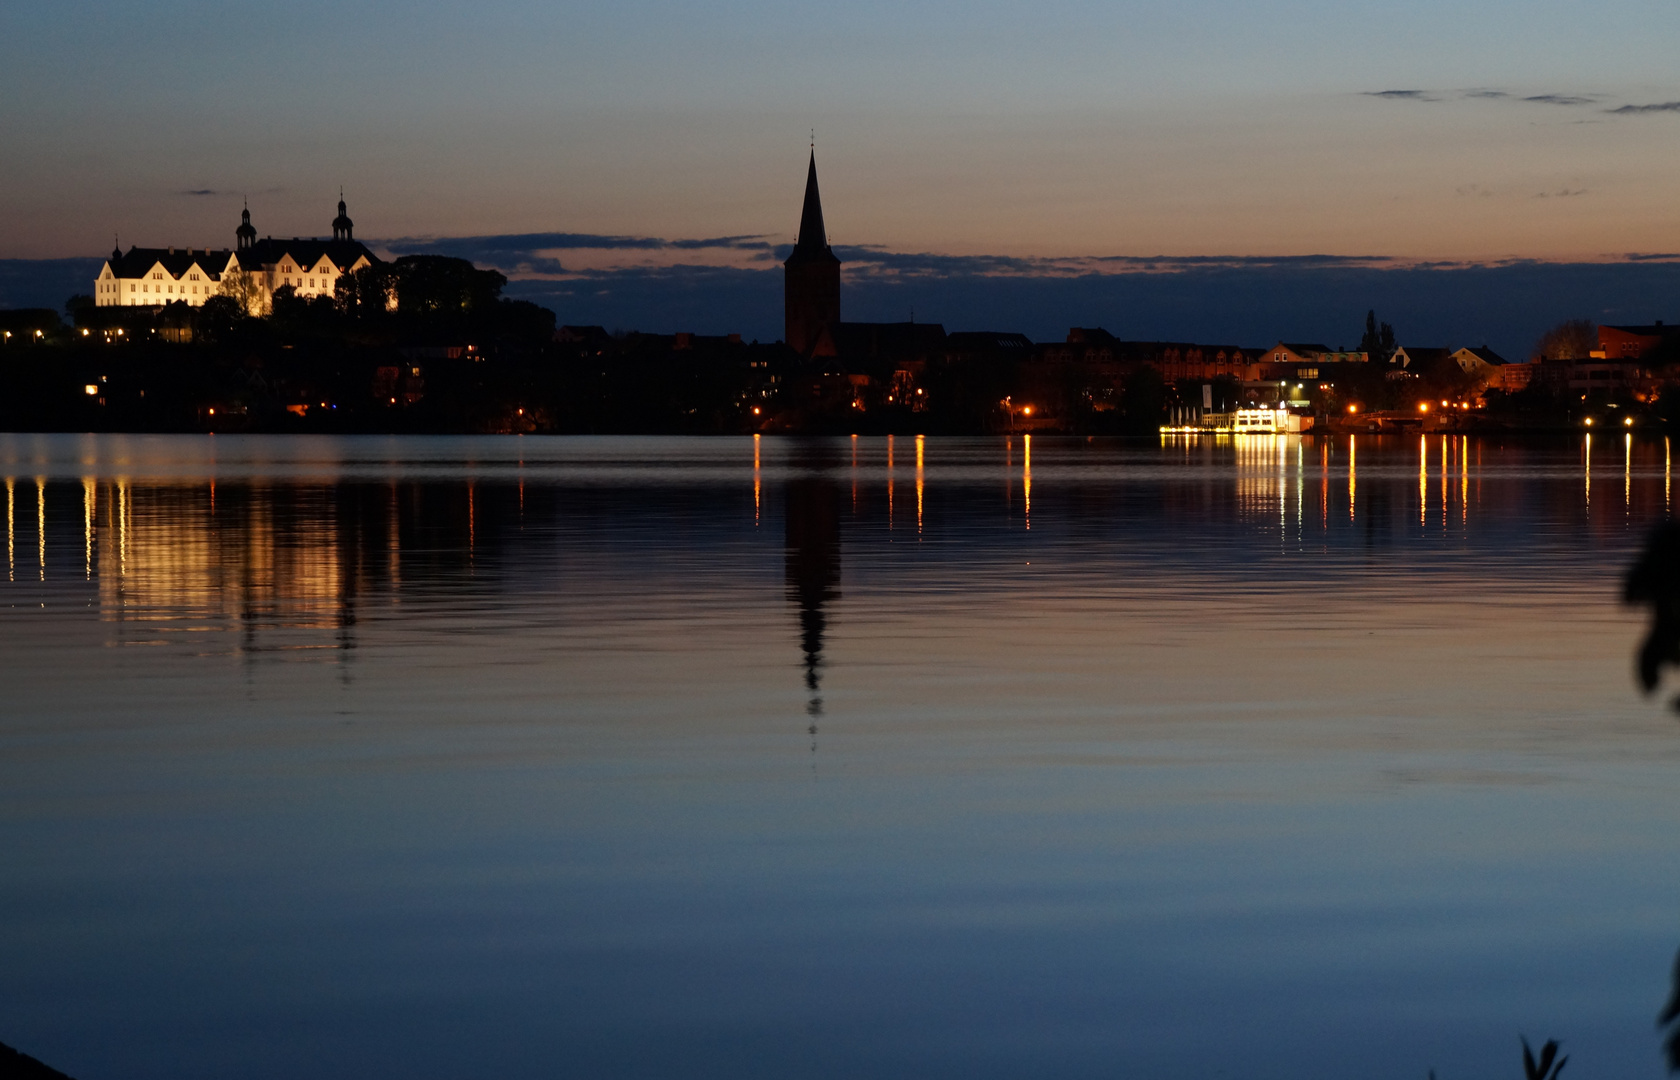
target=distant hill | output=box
[0,258,103,313]
[0,1041,76,1079]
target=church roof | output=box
[105,246,235,279]
[786,150,839,267]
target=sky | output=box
[5,1,1680,351]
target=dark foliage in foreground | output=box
[1625,522,1680,706]
[1521,1037,1568,1080]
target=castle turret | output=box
[236,200,257,251]
[784,150,841,357]
[332,190,354,242]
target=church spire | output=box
[791,149,831,257]
[783,147,841,356]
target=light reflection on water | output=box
[1,433,1679,1080]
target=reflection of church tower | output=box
[236,201,257,251]
[784,150,841,357]
[785,453,842,721]
[332,191,354,242]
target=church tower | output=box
[784,150,841,356]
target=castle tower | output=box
[236,200,257,251]
[784,150,841,356]
[332,190,354,242]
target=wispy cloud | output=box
[180,189,217,196]
[1609,101,1680,114]
[829,249,1402,279]
[1534,188,1588,199]
[1364,88,1599,109]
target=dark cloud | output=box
[1523,94,1595,106]
[1464,90,1509,99]
[1364,90,1434,101]
[1624,253,1680,262]
[1609,101,1680,114]
[1091,253,1392,269]
[388,231,772,255]
[1535,188,1587,199]
[391,232,665,256]
[180,189,217,196]
[384,231,779,274]
[491,257,1680,364]
[669,235,774,251]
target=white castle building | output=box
[94,197,378,312]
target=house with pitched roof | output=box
[1449,346,1506,377]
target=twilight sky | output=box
[6,0,1680,266]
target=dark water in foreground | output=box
[1,432,1678,1080]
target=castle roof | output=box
[105,247,235,279]
[786,150,839,267]
[234,237,376,271]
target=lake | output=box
[1,432,1677,1080]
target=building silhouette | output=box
[783,150,841,357]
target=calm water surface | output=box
[2,432,1678,1079]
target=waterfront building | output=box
[94,197,378,312]
[1597,322,1679,360]
[1262,343,1369,373]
